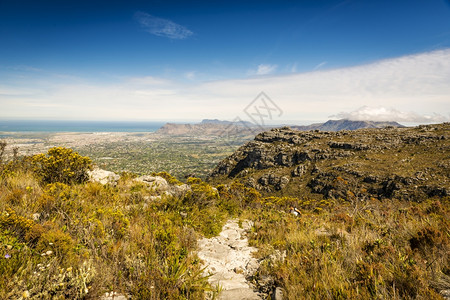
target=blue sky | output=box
[1,0,449,123]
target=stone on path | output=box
[197,219,261,300]
[218,288,261,300]
[100,291,127,300]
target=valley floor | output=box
[0,131,251,179]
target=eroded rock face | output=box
[257,174,289,191]
[329,141,370,150]
[197,220,262,300]
[292,163,309,177]
[209,123,450,201]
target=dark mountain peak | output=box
[292,119,405,132]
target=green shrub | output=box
[184,177,219,208]
[31,147,92,185]
[36,228,76,264]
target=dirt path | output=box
[197,219,262,300]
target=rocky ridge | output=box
[209,123,450,201]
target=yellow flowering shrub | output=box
[31,147,92,185]
[0,208,34,241]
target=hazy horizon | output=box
[0,118,433,134]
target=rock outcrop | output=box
[89,169,191,199]
[136,175,190,197]
[88,167,120,185]
[209,123,450,201]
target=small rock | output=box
[32,213,40,221]
[100,291,128,300]
[272,287,284,300]
[440,289,450,299]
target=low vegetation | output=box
[245,196,449,299]
[0,140,449,299]
[0,147,228,299]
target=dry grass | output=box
[245,197,449,299]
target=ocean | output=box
[0,120,167,133]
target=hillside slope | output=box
[209,123,449,201]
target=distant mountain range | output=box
[291,119,404,131]
[200,119,255,127]
[157,119,405,136]
[156,120,259,136]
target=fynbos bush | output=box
[31,147,92,185]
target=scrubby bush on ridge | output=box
[30,147,92,185]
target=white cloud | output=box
[134,12,193,40]
[331,106,449,123]
[0,87,41,96]
[1,49,449,123]
[250,64,278,76]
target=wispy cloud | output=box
[289,62,298,73]
[331,106,449,123]
[313,61,327,70]
[134,12,193,40]
[248,64,278,76]
[184,71,196,80]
